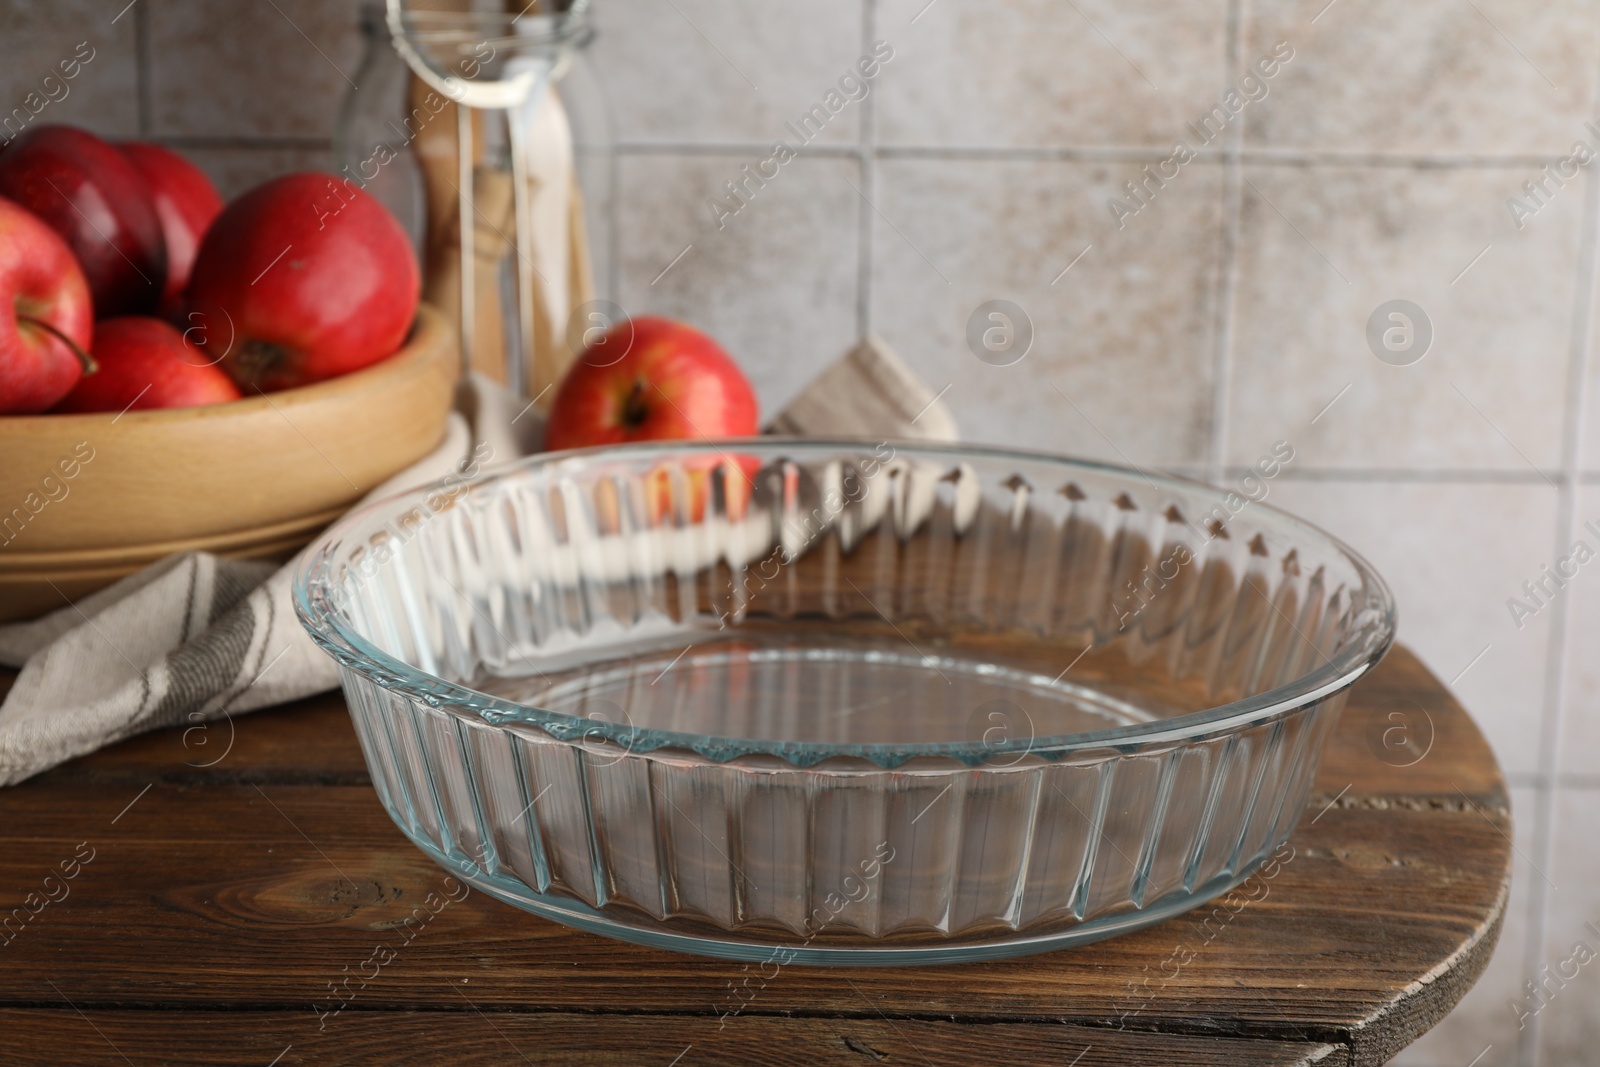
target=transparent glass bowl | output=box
[294,441,1395,964]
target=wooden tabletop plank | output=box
[0,784,1503,1028]
[0,1009,1350,1067]
[28,644,1504,802]
[34,690,370,785]
[0,646,1509,1066]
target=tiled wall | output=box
[5,0,1598,1061]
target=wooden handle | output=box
[407,82,595,403]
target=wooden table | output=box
[0,645,1509,1066]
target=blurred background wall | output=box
[4,0,1595,1062]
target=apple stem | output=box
[622,378,650,428]
[17,315,97,376]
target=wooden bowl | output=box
[0,520,322,623]
[0,504,345,573]
[0,304,455,556]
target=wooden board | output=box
[0,645,1509,1066]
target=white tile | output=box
[1245,0,1600,156]
[1265,480,1558,777]
[869,157,1224,467]
[1534,788,1600,1063]
[876,0,1230,149]
[149,0,366,139]
[1392,786,1537,1067]
[615,153,860,420]
[592,0,865,147]
[1553,486,1600,781]
[1580,255,1600,473]
[0,0,139,143]
[1228,164,1580,474]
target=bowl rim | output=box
[0,304,447,434]
[293,439,1397,767]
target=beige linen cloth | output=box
[0,338,957,787]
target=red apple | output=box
[0,125,167,317]
[54,317,240,413]
[185,172,419,392]
[119,142,223,318]
[0,195,94,414]
[546,316,760,521]
[546,316,758,448]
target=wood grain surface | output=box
[0,645,1510,1066]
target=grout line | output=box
[960,459,1578,486]
[1219,147,1578,169]
[606,106,621,305]
[133,2,152,138]
[1523,78,1600,1067]
[629,141,1197,161]
[1205,0,1247,483]
[146,134,333,153]
[1234,466,1563,484]
[617,140,861,159]
[969,461,1575,486]
[856,0,879,341]
[623,141,1586,168]
[612,141,1586,170]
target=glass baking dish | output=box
[294,440,1394,964]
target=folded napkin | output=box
[0,336,956,787]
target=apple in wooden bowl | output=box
[0,136,449,622]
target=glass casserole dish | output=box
[294,440,1395,964]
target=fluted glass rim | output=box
[293,438,1397,767]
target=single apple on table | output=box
[119,142,224,318]
[0,195,94,414]
[0,125,167,317]
[185,172,419,392]
[54,317,240,414]
[545,316,759,447]
[545,315,761,520]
